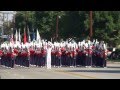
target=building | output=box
[0,11,16,43]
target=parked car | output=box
[107,47,113,57]
[109,49,120,59]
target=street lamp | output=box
[56,15,61,41]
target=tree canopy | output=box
[13,11,120,47]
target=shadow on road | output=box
[1,65,120,74]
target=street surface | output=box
[0,63,120,79]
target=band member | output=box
[103,49,107,67]
[4,48,8,67]
[67,47,72,67]
[82,45,86,67]
[41,47,46,67]
[29,46,35,66]
[10,47,16,68]
[77,46,84,66]
[92,44,96,67]
[101,45,107,67]
[18,48,22,66]
[72,47,77,67]
[14,48,19,65]
[36,48,42,67]
[46,44,52,69]
[61,46,66,66]
[21,47,30,67]
[56,47,62,67]
[34,46,38,66]
[96,48,100,67]
[86,44,92,67]
[51,46,55,67]
[0,48,3,65]
[6,47,14,68]
[26,48,30,67]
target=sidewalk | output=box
[107,61,120,64]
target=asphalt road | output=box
[0,63,120,79]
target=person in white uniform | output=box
[46,43,52,69]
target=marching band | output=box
[0,39,108,69]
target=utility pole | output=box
[13,14,15,34]
[2,13,5,35]
[55,15,61,41]
[7,13,9,26]
[90,11,93,41]
[25,11,28,32]
[56,15,59,41]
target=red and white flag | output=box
[23,28,27,44]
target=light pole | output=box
[56,15,61,41]
[90,11,93,41]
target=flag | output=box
[32,29,35,41]
[18,29,21,43]
[15,29,18,43]
[32,32,35,41]
[23,28,27,44]
[10,33,14,44]
[36,29,41,43]
[28,28,31,42]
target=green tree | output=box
[92,11,120,47]
[14,11,120,47]
[33,11,65,40]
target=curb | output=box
[107,61,120,64]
